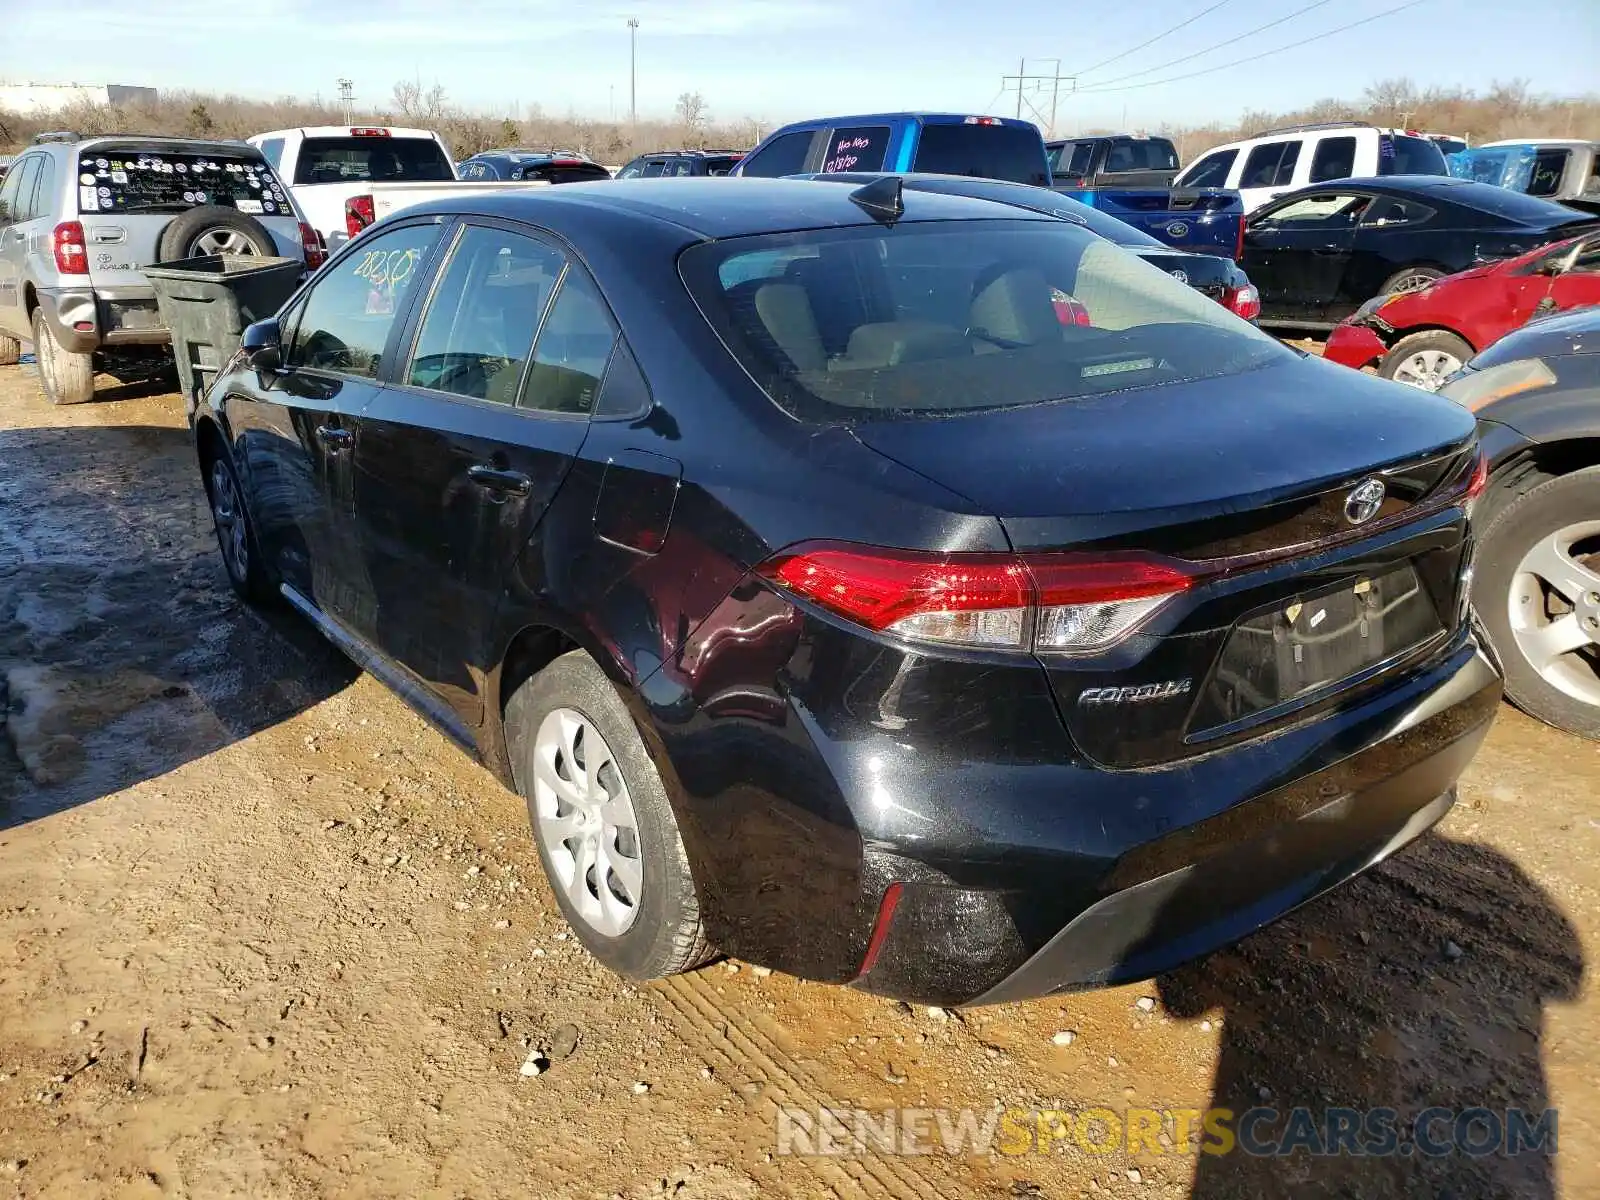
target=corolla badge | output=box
[1166,221,1190,239]
[1344,478,1387,525]
[1169,269,1189,285]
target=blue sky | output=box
[4,0,1597,130]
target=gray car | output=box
[0,133,314,404]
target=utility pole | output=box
[1000,60,1075,136]
[337,78,354,124]
[627,18,639,127]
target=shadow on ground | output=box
[0,421,355,828]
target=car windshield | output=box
[1377,135,1448,176]
[74,147,287,216]
[912,124,1050,187]
[292,136,454,185]
[681,219,1287,421]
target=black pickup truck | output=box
[1048,134,1244,258]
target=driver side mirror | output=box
[240,317,283,374]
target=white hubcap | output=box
[531,709,644,937]
[1390,348,1462,391]
[1509,520,1600,708]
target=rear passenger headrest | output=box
[969,266,1060,347]
[838,321,973,369]
[753,282,827,373]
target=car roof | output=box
[253,126,443,141]
[772,112,1037,131]
[399,176,1054,239]
[54,135,263,158]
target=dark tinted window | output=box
[292,136,454,185]
[1240,141,1297,188]
[913,122,1049,187]
[822,126,890,173]
[1180,149,1236,188]
[668,158,695,177]
[290,222,441,377]
[1309,136,1358,183]
[704,155,742,176]
[521,162,612,184]
[1528,149,1570,197]
[406,225,564,403]
[1103,138,1180,172]
[683,222,1285,420]
[615,157,649,179]
[1049,142,1096,178]
[1445,180,1587,224]
[1377,134,1448,177]
[459,159,501,180]
[258,137,285,169]
[1361,197,1433,227]
[740,130,816,178]
[73,149,284,216]
[640,159,668,178]
[523,271,618,415]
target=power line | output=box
[1075,0,1430,94]
[1072,0,1236,78]
[1082,0,1336,90]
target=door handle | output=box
[467,464,533,496]
[7,229,23,243]
[315,424,353,450]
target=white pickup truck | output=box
[342,178,553,241]
[246,125,461,246]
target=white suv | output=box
[1176,122,1450,214]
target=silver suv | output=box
[0,133,316,404]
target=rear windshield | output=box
[74,148,288,216]
[913,124,1050,188]
[519,163,612,184]
[1446,179,1589,225]
[1377,135,1448,177]
[292,136,454,185]
[681,220,1287,421]
[1102,138,1181,172]
[704,155,743,176]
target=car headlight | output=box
[1437,357,1557,412]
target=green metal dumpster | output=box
[143,254,304,417]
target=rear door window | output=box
[1178,149,1237,188]
[291,136,454,185]
[1309,136,1358,183]
[1360,197,1433,228]
[22,156,54,221]
[822,126,890,173]
[289,221,442,378]
[913,122,1050,187]
[405,224,565,403]
[739,130,817,178]
[640,159,668,178]
[522,271,619,415]
[1528,149,1571,197]
[0,157,39,224]
[257,138,286,170]
[74,149,289,216]
[1240,141,1298,188]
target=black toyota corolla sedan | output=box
[195,177,1500,1007]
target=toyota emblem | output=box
[1344,478,1387,525]
[1166,221,1190,239]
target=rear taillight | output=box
[758,542,1195,654]
[299,221,326,269]
[345,195,375,238]
[1224,283,1261,322]
[52,221,88,275]
[1235,217,1246,262]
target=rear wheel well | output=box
[1378,323,1477,353]
[498,625,583,719]
[23,282,38,319]
[193,415,229,475]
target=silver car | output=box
[0,133,315,404]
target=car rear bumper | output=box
[846,636,1500,1007]
[37,285,169,353]
[1323,323,1387,371]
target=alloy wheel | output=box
[1508,520,1600,709]
[1388,348,1463,392]
[531,708,645,937]
[208,458,250,582]
[192,229,261,256]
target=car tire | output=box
[158,205,277,261]
[1379,329,1473,391]
[32,308,95,405]
[1473,466,1600,740]
[506,650,714,980]
[0,332,20,367]
[1379,266,1446,296]
[200,442,278,607]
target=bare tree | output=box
[675,91,709,147]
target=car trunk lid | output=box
[851,356,1480,766]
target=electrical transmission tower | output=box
[1000,60,1076,135]
[337,79,355,124]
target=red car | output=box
[1324,231,1600,389]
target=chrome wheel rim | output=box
[193,229,259,256]
[208,459,249,582]
[531,708,643,937]
[1389,348,1462,391]
[1508,520,1600,708]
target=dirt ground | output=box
[1,362,1597,1200]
